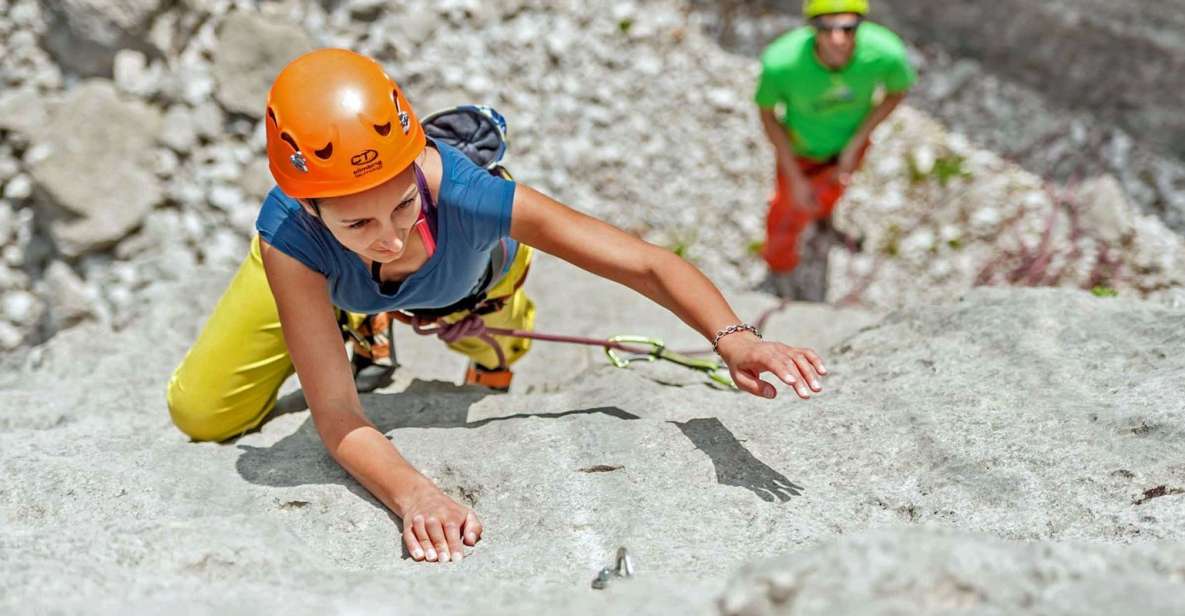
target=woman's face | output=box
[305,166,422,264]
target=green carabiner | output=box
[653,347,736,389]
[604,335,664,368]
[605,336,736,389]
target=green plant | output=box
[664,228,699,262]
[905,154,926,185]
[905,151,972,186]
[883,224,901,257]
[1091,285,1118,298]
[932,154,971,187]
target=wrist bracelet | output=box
[712,323,761,354]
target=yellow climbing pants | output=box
[167,235,535,442]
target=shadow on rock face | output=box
[236,381,799,514]
[234,379,641,492]
[671,417,804,503]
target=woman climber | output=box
[166,49,827,564]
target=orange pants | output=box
[762,146,866,273]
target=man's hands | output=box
[398,477,483,563]
[716,332,827,400]
[777,153,822,216]
[788,175,821,216]
[836,142,862,186]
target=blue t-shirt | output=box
[256,141,517,314]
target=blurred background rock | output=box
[0,0,1182,352]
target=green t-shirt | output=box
[755,22,916,161]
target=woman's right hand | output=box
[398,479,483,563]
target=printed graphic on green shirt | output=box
[814,75,856,112]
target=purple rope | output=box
[411,162,438,238]
[412,313,508,369]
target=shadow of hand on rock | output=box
[235,379,639,493]
[670,417,803,503]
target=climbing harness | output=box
[591,547,635,590]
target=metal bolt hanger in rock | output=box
[591,547,635,590]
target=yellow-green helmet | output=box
[803,0,869,18]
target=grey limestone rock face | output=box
[875,0,1185,161]
[211,11,316,118]
[26,80,163,256]
[871,0,1185,234]
[1,2,1183,608]
[0,87,51,136]
[37,0,168,77]
[37,260,98,330]
[1,255,1182,614]
[719,529,1185,616]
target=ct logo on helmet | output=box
[351,149,379,166]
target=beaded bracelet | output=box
[712,323,762,353]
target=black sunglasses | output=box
[812,16,863,34]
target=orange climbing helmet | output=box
[265,48,426,199]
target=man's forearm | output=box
[760,108,807,184]
[851,91,906,147]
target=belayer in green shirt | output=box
[754,0,915,299]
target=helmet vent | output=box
[374,122,392,137]
[314,142,334,160]
[266,107,278,127]
[279,132,300,153]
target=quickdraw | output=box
[603,335,734,388]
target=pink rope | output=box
[405,312,660,370]
[404,300,792,367]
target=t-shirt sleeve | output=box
[882,36,917,93]
[255,188,336,277]
[444,148,517,252]
[754,57,784,108]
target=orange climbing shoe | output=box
[464,363,513,392]
[349,312,398,392]
[351,312,396,363]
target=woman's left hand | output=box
[716,333,827,400]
